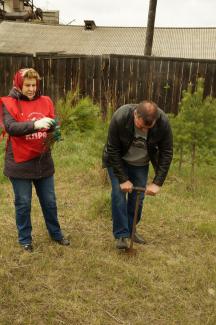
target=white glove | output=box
[34,117,54,130]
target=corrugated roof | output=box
[0,21,215,59]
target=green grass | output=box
[0,127,216,325]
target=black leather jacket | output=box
[102,104,173,186]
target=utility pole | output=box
[144,0,158,56]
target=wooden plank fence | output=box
[0,53,215,114]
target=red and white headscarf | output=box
[0,68,40,131]
[13,68,40,91]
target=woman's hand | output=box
[34,117,55,130]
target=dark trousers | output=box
[107,164,149,239]
[10,176,63,245]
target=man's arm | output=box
[152,120,173,187]
[106,117,129,184]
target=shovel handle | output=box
[132,186,146,193]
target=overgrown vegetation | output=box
[0,89,216,324]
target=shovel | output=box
[124,186,146,256]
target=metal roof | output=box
[0,21,215,59]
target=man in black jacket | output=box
[103,100,173,249]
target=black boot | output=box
[116,237,128,249]
[21,243,33,252]
[132,232,146,244]
[54,238,70,246]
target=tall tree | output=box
[144,0,158,56]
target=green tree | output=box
[170,78,216,186]
[56,90,100,134]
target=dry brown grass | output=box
[0,134,216,325]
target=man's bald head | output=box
[135,100,158,126]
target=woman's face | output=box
[22,78,37,100]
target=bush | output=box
[71,97,100,132]
[56,91,101,134]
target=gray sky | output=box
[34,0,216,27]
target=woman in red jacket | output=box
[0,68,70,251]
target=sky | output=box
[34,0,216,27]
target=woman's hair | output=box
[22,68,41,80]
[13,68,41,90]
